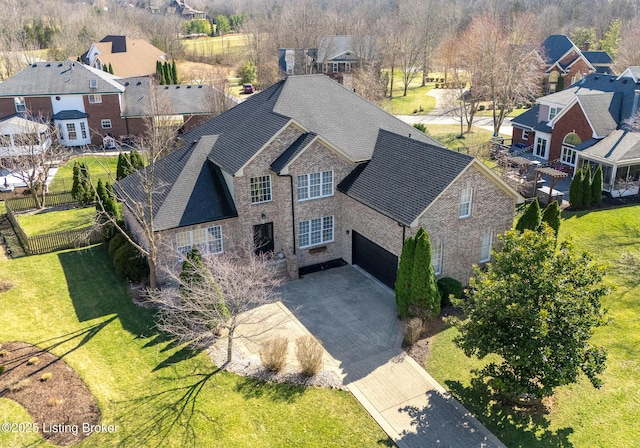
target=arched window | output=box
[561,133,582,166]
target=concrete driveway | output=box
[280,265,505,448]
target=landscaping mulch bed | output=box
[0,341,101,446]
[403,306,462,367]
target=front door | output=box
[254,222,274,255]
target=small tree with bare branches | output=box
[147,244,283,366]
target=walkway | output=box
[279,266,505,448]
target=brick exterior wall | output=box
[0,98,17,119]
[512,126,535,147]
[549,102,592,162]
[0,97,55,120]
[83,94,127,145]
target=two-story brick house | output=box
[117,75,522,286]
[0,62,216,147]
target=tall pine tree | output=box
[569,168,584,208]
[410,228,440,319]
[171,60,178,84]
[582,164,593,206]
[541,201,561,237]
[395,235,416,318]
[592,164,603,205]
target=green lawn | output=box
[16,207,96,236]
[181,34,246,60]
[0,247,391,447]
[381,71,436,115]
[426,205,640,447]
[49,156,118,193]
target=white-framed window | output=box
[332,63,339,73]
[101,119,112,129]
[66,123,77,140]
[432,242,443,275]
[535,137,547,158]
[79,122,87,139]
[88,94,102,104]
[297,170,333,201]
[250,175,272,204]
[345,63,351,73]
[322,63,327,72]
[561,147,577,166]
[299,216,334,248]
[521,129,529,140]
[459,187,473,218]
[14,97,26,113]
[549,106,558,121]
[176,225,223,259]
[480,229,493,262]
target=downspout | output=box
[277,172,296,255]
[399,222,407,242]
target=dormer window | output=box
[89,79,97,89]
[549,107,558,121]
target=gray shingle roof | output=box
[338,129,473,226]
[119,77,215,117]
[583,51,613,65]
[0,62,124,97]
[511,105,540,129]
[180,75,441,174]
[270,132,317,173]
[115,135,237,231]
[580,130,640,162]
[578,92,621,137]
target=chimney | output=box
[583,41,590,51]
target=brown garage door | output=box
[352,231,398,289]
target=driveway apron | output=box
[280,265,505,448]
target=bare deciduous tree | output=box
[147,244,284,366]
[0,115,69,208]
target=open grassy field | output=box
[426,205,640,447]
[0,246,391,447]
[381,71,436,116]
[49,156,118,193]
[16,207,96,236]
[181,34,246,61]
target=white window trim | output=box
[299,216,334,249]
[66,123,77,140]
[176,225,223,260]
[332,62,339,73]
[80,122,87,139]
[297,170,334,201]
[480,229,493,263]
[561,146,577,167]
[345,62,351,73]
[548,106,558,121]
[432,242,443,275]
[536,137,548,159]
[101,119,112,129]
[14,97,26,113]
[459,187,473,218]
[521,129,529,140]
[250,175,272,204]
[88,94,102,104]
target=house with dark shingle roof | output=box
[117,75,522,286]
[537,35,614,94]
[0,62,216,147]
[511,69,640,197]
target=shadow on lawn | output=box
[33,316,117,359]
[443,378,574,448]
[114,369,221,448]
[234,376,305,403]
[58,246,157,338]
[153,343,204,371]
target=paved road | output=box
[280,266,505,448]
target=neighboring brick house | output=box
[538,35,614,94]
[511,69,640,196]
[117,75,522,287]
[0,62,216,147]
[81,36,167,78]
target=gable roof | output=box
[510,105,540,130]
[116,135,237,231]
[0,62,124,97]
[338,130,473,226]
[180,75,440,175]
[119,77,215,117]
[618,66,640,82]
[583,51,613,65]
[580,130,640,163]
[270,132,318,173]
[577,92,621,137]
[540,35,576,65]
[89,37,166,78]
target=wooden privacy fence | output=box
[5,199,103,256]
[5,191,75,212]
